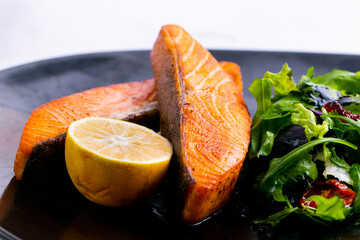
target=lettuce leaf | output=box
[297,67,342,106]
[249,65,360,226]
[249,64,300,158]
[249,77,272,125]
[291,103,329,141]
[311,70,360,95]
[263,63,299,97]
[260,92,311,120]
[248,77,273,158]
[252,117,292,158]
[303,195,350,222]
[262,153,317,201]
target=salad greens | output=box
[249,64,360,226]
[258,138,356,199]
[290,103,329,140]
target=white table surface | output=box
[1,0,360,71]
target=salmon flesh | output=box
[14,61,242,184]
[14,79,158,182]
[151,25,251,223]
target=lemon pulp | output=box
[65,117,172,206]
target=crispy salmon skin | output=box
[151,25,251,223]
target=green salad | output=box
[249,63,360,226]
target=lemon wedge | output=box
[65,117,173,206]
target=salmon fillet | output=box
[151,25,251,223]
[14,79,158,181]
[14,62,242,183]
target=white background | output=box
[1,0,360,71]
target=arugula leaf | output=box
[260,92,311,120]
[350,164,360,193]
[253,117,292,158]
[254,207,299,227]
[352,190,360,214]
[259,138,357,198]
[328,147,350,170]
[297,68,342,106]
[249,64,303,158]
[324,114,356,139]
[265,153,317,201]
[249,77,272,158]
[322,114,360,134]
[249,65,360,226]
[322,145,351,184]
[303,195,350,222]
[325,116,360,164]
[291,104,329,141]
[311,70,360,95]
[249,77,272,124]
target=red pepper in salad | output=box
[323,101,360,121]
[300,179,356,209]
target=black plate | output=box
[1,50,360,240]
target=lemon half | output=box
[65,117,173,206]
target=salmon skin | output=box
[151,25,251,223]
[14,79,158,182]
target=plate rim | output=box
[2,49,360,74]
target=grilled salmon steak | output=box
[14,62,241,183]
[14,79,158,181]
[151,25,251,223]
